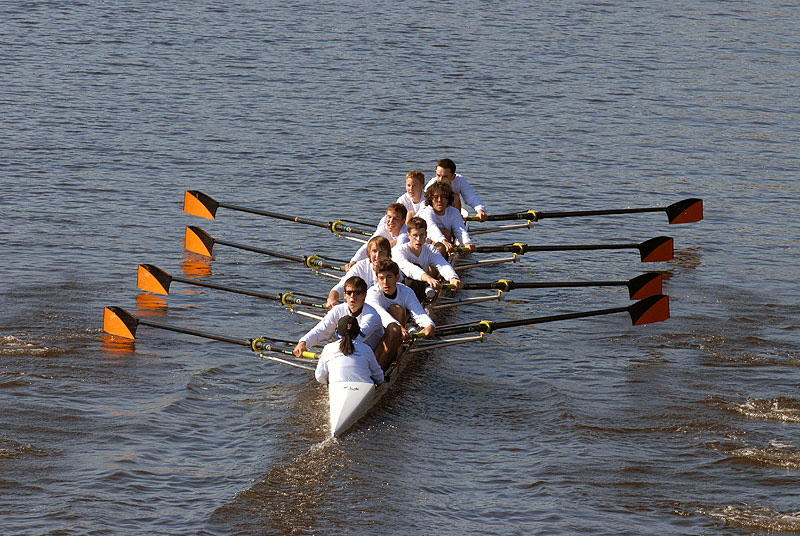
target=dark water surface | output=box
[2,1,798,534]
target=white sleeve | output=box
[455,175,485,213]
[402,286,434,328]
[301,306,340,347]
[393,246,427,280]
[315,346,331,384]
[426,245,459,281]
[365,288,399,327]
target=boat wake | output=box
[695,504,800,532]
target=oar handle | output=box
[465,210,538,222]
[249,337,318,359]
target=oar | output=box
[102,306,319,363]
[434,294,669,337]
[468,236,674,262]
[185,226,347,272]
[465,198,703,224]
[137,264,328,309]
[184,190,373,237]
[445,272,662,300]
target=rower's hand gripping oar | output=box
[184,226,347,272]
[102,306,320,362]
[184,190,373,237]
[443,272,662,300]
[137,264,328,309]
[434,294,670,338]
[465,198,703,225]
[463,236,674,262]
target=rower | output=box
[326,236,398,309]
[417,181,476,255]
[396,170,426,224]
[294,276,391,365]
[393,216,463,301]
[315,315,384,387]
[345,203,409,270]
[425,158,488,222]
[366,259,435,369]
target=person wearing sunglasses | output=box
[293,276,384,363]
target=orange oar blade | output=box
[666,198,703,224]
[628,294,670,325]
[627,272,663,300]
[184,190,219,220]
[639,236,673,262]
[137,264,173,295]
[103,306,139,339]
[185,226,215,257]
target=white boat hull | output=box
[328,381,376,437]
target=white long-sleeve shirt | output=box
[417,205,473,246]
[349,215,409,263]
[366,282,434,329]
[315,340,384,385]
[425,174,485,213]
[300,302,384,350]
[392,242,459,282]
[396,192,426,216]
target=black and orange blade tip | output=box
[103,306,138,339]
[183,190,219,220]
[137,264,172,295]
[184,226,215,257]
[666,198,703,224]
[628,294,670,326]
[627,272,663,300]
[640,236,674,262]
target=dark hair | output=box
[424,181,455,207]
[386,202,408,221]
[336,315,360,355]
[436,158,456,173]
[406,216,427,233]
[374,259,400,277]
[344,276,367,293]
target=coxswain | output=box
[314,315,384,387]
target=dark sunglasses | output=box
[343,289,365,296]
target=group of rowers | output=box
[294,159,490,388]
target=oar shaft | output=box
[171,275,284,302]
[215,238,345,272]
[138,318,250,346]
[463,280,627,290]
[218,201,333,230]
[536,207,662,219]
[475,243,636,254]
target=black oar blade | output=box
[627,272,662,300]
[138,264,173,295]
[184,190,219,220]
[185,226,215,257]
[628,294,669,325]
[103,306,139,339]
[639,236,673,262]
[666,198,703,224]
